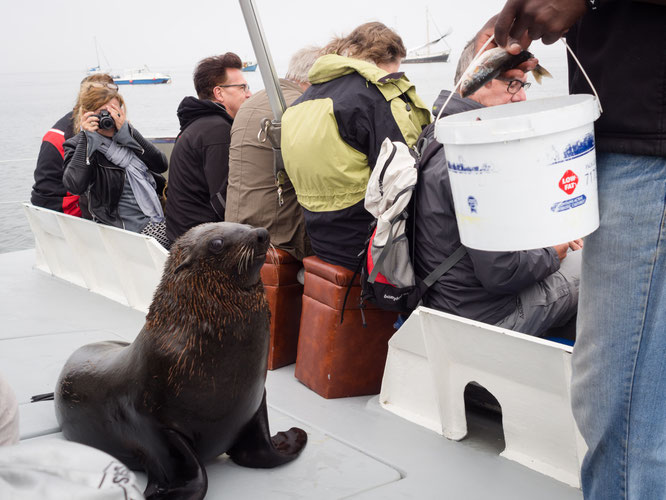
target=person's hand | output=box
[494,0,588,53]
[553,243,570,261]
[568,239,584,251]
[80,111,99,133]
[475,14,538,81]
[105,101,126,131]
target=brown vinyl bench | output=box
[294,256,398,398]
[260,248,303,370]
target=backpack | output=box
[345,136,466,320]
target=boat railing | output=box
[22,204,168,313]
[381,307,586,487]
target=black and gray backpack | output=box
[356,136,466,315]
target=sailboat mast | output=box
[426,7,430,56]
[94,36,100,69]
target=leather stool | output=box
[260,248,303,370]
[295,256,398,399]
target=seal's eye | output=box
[208,238,224,254]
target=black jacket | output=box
[414,91,560,325]
[567,1,666,156]
[31,112,82,215]
[62,123,167,229]
[165,97,233,242]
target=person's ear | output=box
[483,81,494,89]
[213,86,224,103]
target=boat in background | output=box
[242,60,257,72]
[86,37,118,78]
[113,65,171,85]
[402,8,452,64]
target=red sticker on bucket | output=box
[559,170,578,195]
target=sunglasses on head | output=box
[83,81,119,91]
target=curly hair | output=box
[193,52,243,100]
[323,22,406,66]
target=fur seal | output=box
[55,222,307,500]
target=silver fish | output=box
[459,47,552,98]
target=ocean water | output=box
[0,44,568,254]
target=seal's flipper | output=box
[143,428,208,500]
[228,391,307,468]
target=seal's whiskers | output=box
[268,244,278,266]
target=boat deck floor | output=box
[1,249,582,499]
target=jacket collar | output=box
[84,122,142,158]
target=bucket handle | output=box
[433,35,603,142]
[561,38,603,114]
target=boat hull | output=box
[114,78,171,85]
[402,53,449,64]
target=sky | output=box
[1,0,510,74]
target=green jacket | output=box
[282,54,431,214]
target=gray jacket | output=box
[414,90,560,324]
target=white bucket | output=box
[435,94,601,251]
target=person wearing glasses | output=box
[30,74,117,216]
[165,52,251,243]
[412,32,582,338]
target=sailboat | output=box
[86,37,117,77]
[402,8,452,64]
[86,38,171,85]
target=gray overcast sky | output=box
[1,0,508,74]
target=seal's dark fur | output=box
[55,222,307,500]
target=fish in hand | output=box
[459,47,552,98]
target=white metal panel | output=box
[379,309,443,434]
[22,204,168,313]
[419,307,585,487]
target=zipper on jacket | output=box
[378,143,398,196]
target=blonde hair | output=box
[323,22,406,66]
[73,85,125,134]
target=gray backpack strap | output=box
[367,219,399,284]
[422,245,467,288]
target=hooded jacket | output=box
[62,123,167,229]
[567,1,665,156]
[414,90,560,325]
[165,96,234,243]
[31,112,82,215]
[281,54,431,270]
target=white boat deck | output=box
[0,249,582,499]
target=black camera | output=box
[95,110,115,130]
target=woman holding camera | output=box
[62,83,168,245]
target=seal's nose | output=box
[254,228,269,246]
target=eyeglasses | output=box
[507,79,531,95]
[216,83,250,93]
[83,82,119,91]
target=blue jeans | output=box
[572,152,666,499]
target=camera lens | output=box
[97,110,115,130]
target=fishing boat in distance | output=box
[113,65,171,85]
[86,38,170,84]
[242,60,258,72]
[402,8,452,64]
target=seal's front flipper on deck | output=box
[143,428,207,500]
[228,391,307,468]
